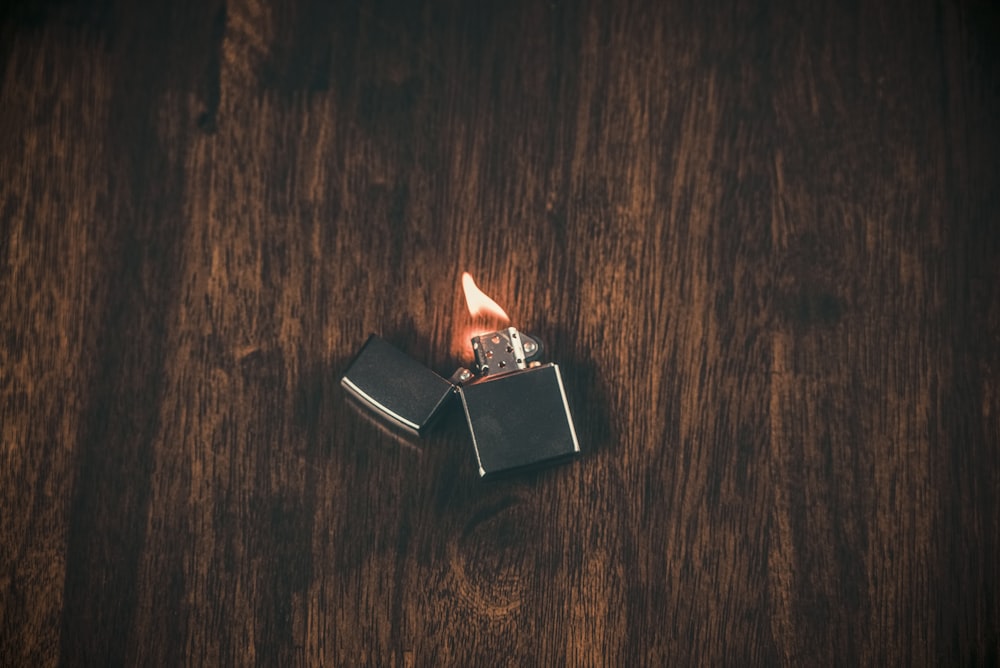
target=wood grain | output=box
[2,0,998,665]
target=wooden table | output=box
[2,0,998,664]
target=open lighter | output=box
[458,327,580,476]
[340,327,581,478]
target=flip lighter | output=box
[458,327,580,476]
[340,327,581,478]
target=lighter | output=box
[340,326,581,478]
[458,327,580,477]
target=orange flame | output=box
[453,272,510,362]
[461,272,510,321]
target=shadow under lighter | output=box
[340,326,581,478]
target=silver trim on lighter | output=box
[340,376,422,432]
[457,389,487,476]
[552,364,582,453]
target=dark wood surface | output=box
[2,0,999,664]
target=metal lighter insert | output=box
[458,327,580,477]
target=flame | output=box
[461,272,510,321]
[453,272,510,362]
